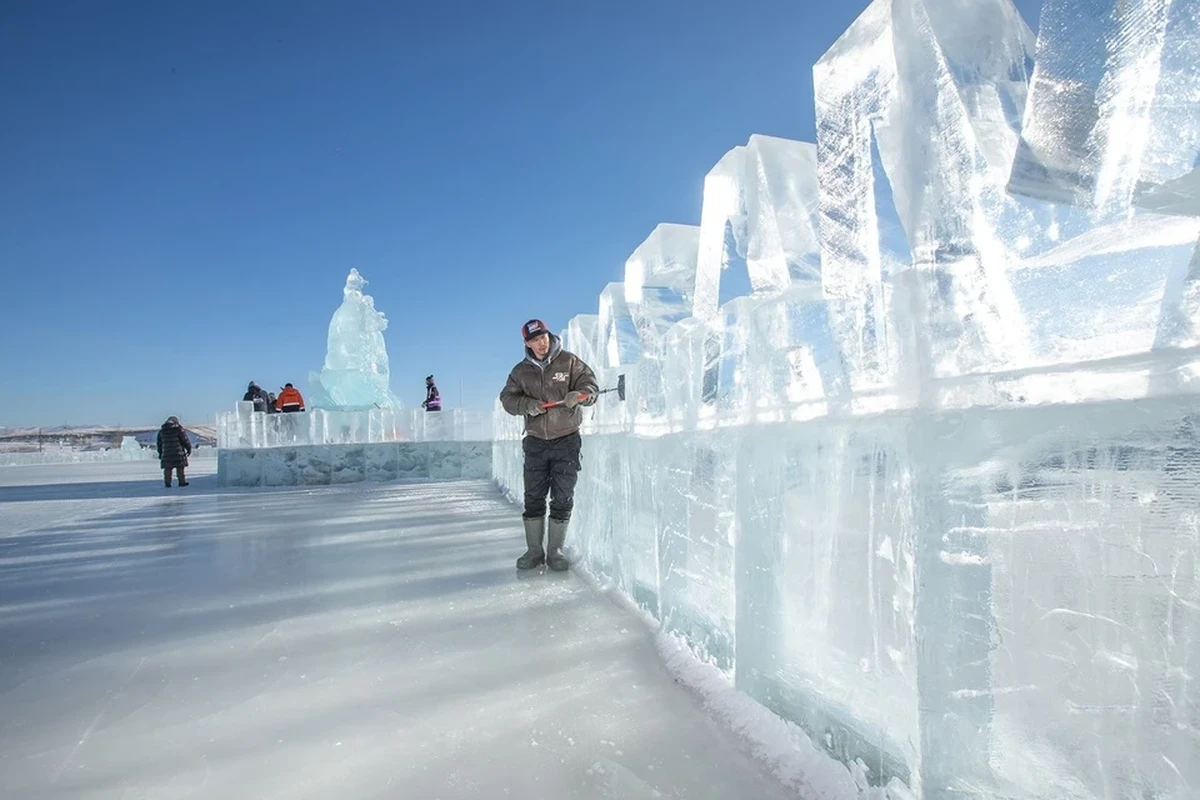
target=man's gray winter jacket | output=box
[500,335,599,440]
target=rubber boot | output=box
[546,518,570,572]
[516,517,546,570]
[178,468,189,487]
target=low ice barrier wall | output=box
[216,403,492,450]
[216,404,493,487]
[219,440,491,487]
[493,395,1200,797]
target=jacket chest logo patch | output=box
[551,372,569,383]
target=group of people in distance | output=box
[243,381,305,413]
[176,318,600,572]
[238,377,442,414]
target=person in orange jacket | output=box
[275,383,305,412]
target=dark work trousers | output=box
[164,467,186,486]
[522,432,582,522]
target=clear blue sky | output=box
[0,0,1044,428]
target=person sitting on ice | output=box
[243,381,272,413]
[422,375,442,412]
[275,383,305,413]
[157,416,192,488]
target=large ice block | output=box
[743,135,823,294]
[1156,236,1200,353]
[624,223,700,349]
[695,147,749,322]
[1009,0,1200,216]
[746,290,836,417]
[598,282,641,368]
[813,0,900,397]
[308,269,402,410]
[817,0,1037,394]
[623,224,701,423]
[561,314,601,368]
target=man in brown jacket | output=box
[500,318,599,571]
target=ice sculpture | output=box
[308,269,402,410]
[492,0,1200,796]
[119,435,144,460]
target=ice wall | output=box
[497,398,1200,797]
[216,403,491,450]
[219,440,490,487]
[497,0,1200,796]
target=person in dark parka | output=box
[157,416,192,487]
[243,381,272,413]
[500,318,598,571]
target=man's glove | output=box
[564,391,589,409]
[522,398,546,417]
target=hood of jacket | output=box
[524,333,562,370]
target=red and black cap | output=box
[522,319,550,341]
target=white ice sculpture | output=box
[308,269,402,411]
[120,435,144,460]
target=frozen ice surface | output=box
[307,269,402,411]
[0,462,798,800]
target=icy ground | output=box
[0,462,794,800]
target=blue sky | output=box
[0,0,1043,427]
